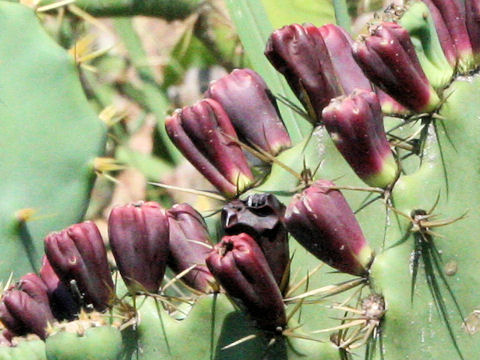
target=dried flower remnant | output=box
[221,193,289,288]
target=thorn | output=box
[36,0,75,12]
[327,185,385,194]
[148,182,226,201]
[285,263,324,297]
[94,157,126,173]
[162,264,197,292]
[285,278,365,302]
[224,133,303,181]
[221,334,257,350]
[15,208,36,223]
[67,4,112,34]
[312,319,365,334]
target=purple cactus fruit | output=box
[421,0,457,67]
[353,22,440,112]
[322,89,398,188]
[166,203,215,292]
[108,201,169,294]
[221,193,289,289]
[424,0,474,71]
[375,88,411,115]
[206,233,286,331]
[0,274,54,339]
[39,256,79,320]
[206,68,291,156]
[265,23,342,123]
[44,221,114,311]
[465,0,480,65]
[284,180,374,276]
[318,24,372,94]
[166,99,254,198]
[0,331,11,346]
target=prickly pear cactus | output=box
[0,2,106,278]
[1,1,480,360]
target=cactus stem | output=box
[148,182,226,201]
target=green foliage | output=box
[261,0,335,28]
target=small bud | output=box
[322,90,398,188]
[353,22,440,112]
[0,274,54,339]
[206,234,286,331]
[284,180,374,276]
[206,69,291,156]
[108,202,169,294]
[424,0,474,72]
[465,0,480,66]
[39,256,79,321]
[166,203,215,292]
[44,221,113,311]
[265,23,342,123]
[166,99,254,197]
[221,194,289,289]
[318,24,372,94]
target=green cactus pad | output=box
[0,2,106,279]
[120,294,339,360]
[45,326,122,360]
[0,340,46,360]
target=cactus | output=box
[2,0,480,360]
[0,2,106,279]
